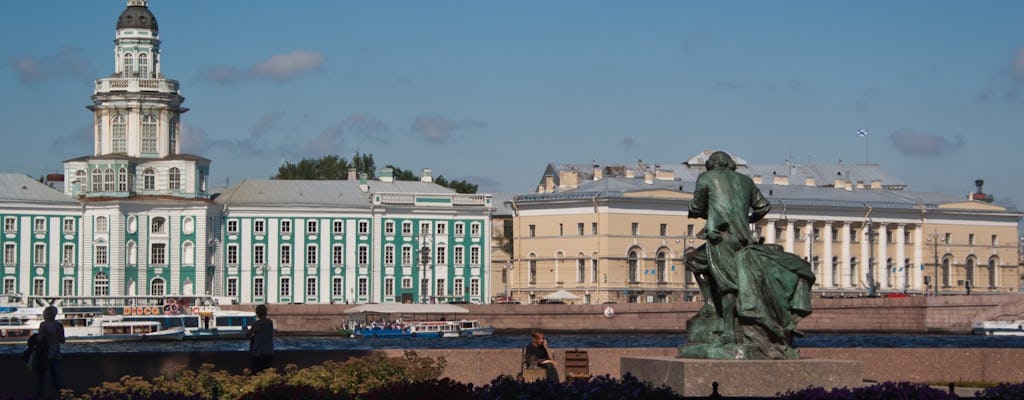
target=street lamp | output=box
[418,234,432,303]
[927,230,941,296]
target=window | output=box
[143,168,155,190]
[126,241,137,265]
[94,272,109,296]
[358,220,369,235]
[33,244,45,265]
[420,222,430,235]
[138,53,149,77]
[436,222,447,235]
[227,244,238,266]
[385,277,395,296]
[141,115,158,153]
[334,220,345,235]
[103,169,117,192]
[224,220,237,234]
[151,243,166,265]
[420,278,429,298]
[631,223,639,236]
[529,225,536,237]
[436,279,446,295]
[34,217,46,232]
[943,233,951,244]
[280,220,292,234]
[385,221,395,236]
[660,224,667,236]
[254,277,265,297]
[182,242,194,266]
[280,277,291,297]
[628,250,639,282]
[453,246,464,265]
[454,222,464,236]
[29,278,42,296]
[402,221,412,235]
[358,277,368,296]
[227,278,238,297]
[280,244,291,265]
[992,235,999,246]
[401,277,413,289]
[151,217,166,234]
[307,220,318,234]
[402,245,412,265]
[254,220,265,235]
[578,223,585,236]
[95,244,108,265]
[254,244,265,265]
[306,277,317,297]
[4,217,16,232]
[471,222,481,237]
[333,277,344,297]
[358,245,369,265]
[112,114,127,153]
[168,168,181,190]
[559,224,564,236]
[592,222,598,235]
[63,218,75,233]
[832,227,841,242]
[454,278,464,297]
[591,259,598,283]
[3,277,15,294]
[577,258,585,283]
[470,278,480,297]
[306,244,318,265]
[969,234,976,246]
[656,251,667,283]
[92,168,103,191]
[529,258,537,284]
[333,244,344,265]
[470,246,480,265]
[118,168,127,191]
[123,53,134,75]
[95,216,108,233]
[62,244,75,266]
[151,278,165,296]
[385,245,395,265]
[436,246,446,264]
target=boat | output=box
[344,303,492,338]
[971,320,1024,336]
[456,320,495,336]
[407,321,461,338]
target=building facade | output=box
[504,152,1022,304]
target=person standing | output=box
[523,331,558,382]
[246,304,274,372]
[36,306,65,398]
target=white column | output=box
[841,222,852,288]
[785,221,795,253]
[877,225,889,289]
[822,222,834,288]
[765,220,777,244]
[895,224,906,291]
[860,224,870,289]
[913,226,924,291]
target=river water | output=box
[2,333,1023,354]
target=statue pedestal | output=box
[621,356,863,397]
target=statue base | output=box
[680,314,801,360]
[621,356,864,397]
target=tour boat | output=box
[456,319,495,336]
[345,303,493,338]
[971,320,1024,336]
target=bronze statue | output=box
[679,151,814,360]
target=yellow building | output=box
[500,151,1022,304]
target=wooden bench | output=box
[564,349,591,382]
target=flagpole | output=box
[857,129,869,164]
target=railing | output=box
[95,78,180,94]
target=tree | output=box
[434,175,478,194]
[273,154,478,194]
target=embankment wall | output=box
[3,348,1023,396]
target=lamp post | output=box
[927,230,941,296]
[865,224,877,296]
[418,233,431,303]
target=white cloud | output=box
[250,50,324,81]
[10,46,93,84]
[410,115,486,144]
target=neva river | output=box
[3,333,1023,354]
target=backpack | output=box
[26,331,48,372]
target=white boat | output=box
[407,321,461,338]
[456,320,495,336]
[971,320,1024,336]
[345,304,493,339]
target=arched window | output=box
[138,53,149,77]
[75,170,86,186]
[151,217,166,234]
[965,257,976,288]
[849,257,857,287]
[112,114,127,153]
[988,257,999,288]
[94,272,109,296]
[118,168,128,191]
[95,216,108,233]
[656,250,668,283]
[627,250,639,283]
[528,253,537,285]
[168,167,181,191]
[831,257,839,288]
[143,168,156,190]
[92,168,103,191]
[123,53,134,76]
[941,256,951,287]
[141,115,158,153]
[150,277,165,296]
[169,118,177,151]
[103,168,115,191]
[126,241,137,265]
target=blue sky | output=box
[2,1,1023,215]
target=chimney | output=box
[543,175,555,193]
[773,175,789,186]
[625,169,635,179]
[805,177,815,187]
[655,168,674,181]
[359,173,369,192]
[845,181,853,191]
[420,168,432,183]
[347,168,357,180]
[855,180,864,189]
[592,164,603,181]
[644,171,654,184]
[752,175,763,184]
[558,170,579,189]
[379,167,394,183]
[834,178,845,188]
[870,179,882,190]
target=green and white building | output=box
[0,0,494,305]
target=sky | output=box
[2,1,1023,219]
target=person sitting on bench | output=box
[523,330,558,382]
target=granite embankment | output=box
[2,348,1023,395]
[226,294,1024,335]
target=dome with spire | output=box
[116,0,158,32]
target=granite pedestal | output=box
[621,356,863,397]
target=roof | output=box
[214,179,456,208]
[343,304,469,314]
[117,1,158,32]
[0,173,79,204]
[63,153,211,163]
